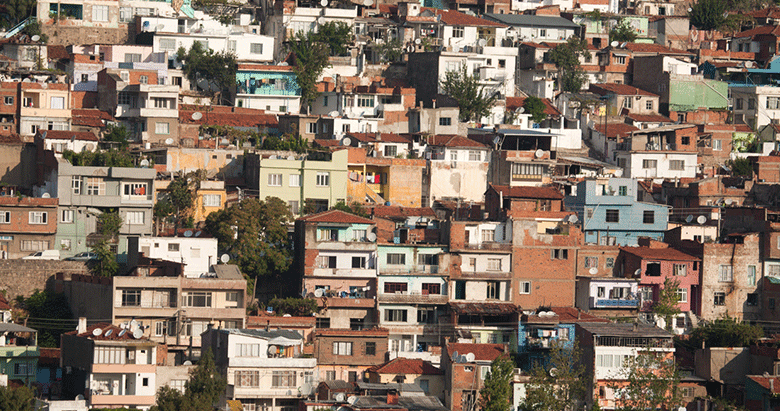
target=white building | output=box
[133,236,219,278]
[423,135,491,205]
[730,85,780,130]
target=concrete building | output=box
[130,235,219,278]
[313,328,389,382]
[19,81,71,137]
[201,328,317,411]
[0,197,58,259]
[0,323,38,386]
[442,342,506,411]
[61,322,159,410]
[613,124,699,179]
[367,358,445,400]
[471,128,557,188]
[575,276,640,318]
[423,135,490,205]
[346,147,425,207]
[234,64,301,114]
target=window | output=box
[235,371,260,387]
[615,55,626,64]
[250,43,264,54]
[316,317,330,328]
[0,211,9,224]
[605,209,619,223]
[714,292,726,306]
[673,264,687,276]
[21,240,48,251]
[316,172,330,187]
[551,249,568,260]
[357,95,374,107]
[59,239,71,251]
[669,160,685,170]
[138,75,149,84]
[747,293,759,306]
[486,281,500,299]
[351,256,366,268]
[167,243,180,252]
[469,151,481,161]
[289,174,301,187]
[3,96,13,105]
[184,292,212,307]
[384,282,408,293]
[342,124,350,133]
[384,309,408,322]
[118,92,133,106]
[386,253,406,265]
[585,257,599,268]
[748,265,757,285]
[643,210,655,224]
[155,321,173,337]
[539,29,547,37]
[481,229,495,242]
[29,212,47,224]
[439,117,452,126]
[85,178,105,196]
[272,371,296,387]
[155,122,169,135]
[352,229,367,241]
[487,258,502,271]
[749,98,756,109]
[92,5,109,21]
[319,229,338,242]
[512,163,547,180]
[586,208,594,219]
[606,258,615,268]
[418,254,438,266]
[384,145,397,157]
[124,53,142,64]
[677,288,687,303]
[122,289,141,306]
[203,194,221,207]
[713,139,722,150]
[94,346,126,364]
[422,283,441,294]
[645,100,653,110]
[453,26,464,37]
[365,341,377,355]
[268,174,282,186]
[736,98,744,109]
[418,308,435,323]
[126,211,144,225]
[643,159,657,169]
[622,97,633,109]
[158,38,177,51]
[770,264,780,277]
[618,186,627,196]
[520,281,531,294]
[719,265,733,282]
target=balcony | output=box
[227,357,316,368]
[452,270,512,279]
[115,300,176,309]
[377,291,448,305]
[381,265,440,275]
[591,298,639,308]
[311,268,376,277]
[227,382,316,399]
[89,395,156,407]
[526,337,554,349]
[316,296,375,309]
[455,242,512,252]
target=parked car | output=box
[65,252,98,261]
[22,250,61,260]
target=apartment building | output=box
[313,328,389,383]
[442,342,507,411]
[19,81,71,137]
[235,64,301,114]
[423,135,490,205]
[0,323,38,386]
[0,196,58,258]
[613,125,699,179]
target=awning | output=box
[449,302,520,315]
[268,336,301,346]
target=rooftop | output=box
[298,210,376,225]
[577,322,674,338]
[483,13,581,29]
[370,358,443,375]
[446,343,505,362]
[620,246,699,261]
[489,184,564,200]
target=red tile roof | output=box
[66,322,154,341]
[447,343,505,362]
[423,8,507,27]
[40,130,98,141]
[0,294,10,310]
[622,42,692,55]
[314,328,389,337]
[47,45,69,60]
[179,106,278,127]
[593,123,638,139]
[626,113,673,122]
[371,206,437,220]
[38,348,61,367]
[734,25,780,39]
[347,132,411,144]
[427,135,487,148]
[371,358,444,375]
[489,184,563,200]
[298,209,376,225]
[749,375,780,394]
[620,246,699,261]
[505,97,561,116]
[590,83,658,97]
[550,307,609,323]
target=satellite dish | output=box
[328,111,339,117]
[452,351,459,360]
[165,138,174,145]
[75,394,84,400]
[92,328,103,336]
[697,215,707,225]
[192,112,203,120]
[725,198,733,206]
[549,367,559,377]
[156,24,165,32]
[287,156,295,160]
[347,396,358,405]
[220,253,230,263]
[367,232,377,242]
[184,230,193,237]
[320,0,328,6]
[634,269,642,277]
[589,267,598,275]
[465,352,476,362]
[363,0,373,5]
[478,38,487,47]
[611,41,619,48]
[517,107,525,114]
[41,193,50,198]
[269,155,278,160]
[195,231,202,237]
[118,329,126,337]
[534,149,544,158]
[104,329,113,337]
[31,35,41,42]
[341,137,352,146]
[22,78,30,83]
[268,346,279,355]
[140,159,150,167]
[687,7,692,12]
[685,215,693,223]
[221,138,230,145]
[132,328,143,339]
[335,393,346,402]
[183,360,193,365]
[130,320,138,330]
[301,383,312,395]
[314,289,324,298]
[568,214,579,223]
[415,38,422,45]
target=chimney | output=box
[632,319,638,332]
[266,320,270,332]
[387,391,399,405]
[77,317,87,334]
[432,99,437,109]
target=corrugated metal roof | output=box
[483,13,580,29]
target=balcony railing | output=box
[377,292,448,304]
[118,301,177,309]
[458,242,512,251]
[592,298,639,308]
[381,265,439,274]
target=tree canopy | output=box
[287,30,332,112]
[478,355,514,411]
[687,317,763,348]
[330,201,368,217]
[90,209,123,277]
[0,384,35,411]
[522,340,587,411]
[523,96,548,124]
[440,66,498,122]
[609,350,682,411]
[689,0,727,30]
[1,0,35,30]
[204,197,294,297]
[177,42,238,97]
[311,22,352,56]
[155,170,204,232]
[547,37,588,93]
[652,277,682,331]
[609,19,638,43]
[16,290,73,348]
[152,349,226,411]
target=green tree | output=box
[62,148,134,167]
[547,37,588,93]
[688,317,763,348]
[330,201,368,217]
[17,290,73,348]
[0,384,35,411]
[102,124,130,150]
[523,341,587,411]
[609,349,682,411]
[652,277,682,331]
[152,349,226,411]
[89,210,122,277]
[97,210,123,238]
[155,171,203,231]
[268,297,319,316]
[523,96,548,124]
[478,355,514,411]
[609,19,638,43]
[205,197,293,297]
[1,0,36,29]
[689,0,727,30]
[312,21,352,56]
[727,157,753,178]
[374,39,404,63]
[287,30,331,113]
[441,66,498,122]
[177,42,237,98]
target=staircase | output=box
[4,17,34,39]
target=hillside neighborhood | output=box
[3,0,780,409]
